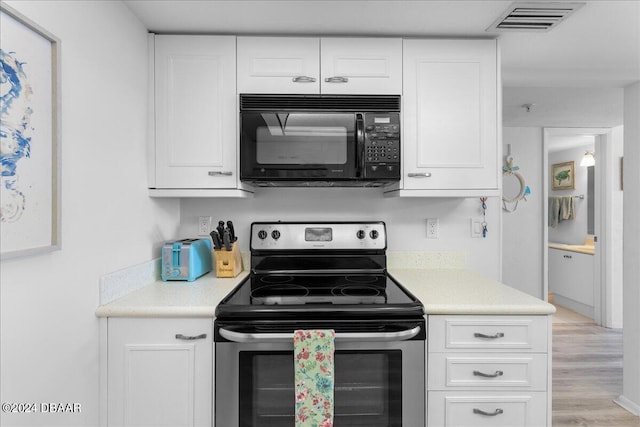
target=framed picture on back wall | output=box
[551,161,576,190]
[0,3,61,259]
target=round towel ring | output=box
[502,170,526,204]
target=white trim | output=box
[543,127,612,327]
[614,395,640,416]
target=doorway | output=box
[542,127,623,328]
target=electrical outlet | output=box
[198,216,212,236]
[426,218,438,239]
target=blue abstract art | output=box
[0,4,60,258]
[1,48,33,223]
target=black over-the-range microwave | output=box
[239,94,401,187]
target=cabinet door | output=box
[320,38,402,94]
[154,35,236,189]
[237,36,320,94]
[402,39,498,191]
[548,249,594,307]
[107,318,212,427]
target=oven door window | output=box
[239,350,402,427]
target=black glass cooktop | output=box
[215,273,424,319]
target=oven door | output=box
[215,320,425,427]
[240,112,358,182]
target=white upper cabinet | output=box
[397,39,499,196]
[237,37,320,94]
[320,38,402,94]
[237,36,402,94]
[153,35,238,190]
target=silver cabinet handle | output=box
[219,326,421,343]
[208,171,232,176]
[324,76,349,83]
[408,173,432,178]
[474,332,505,339]
[473,408,504,416]
[175,333,207,340]
[473,370,504,378]
[292,76,317,83]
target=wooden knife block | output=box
[214,242,243,278]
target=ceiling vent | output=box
[487,2,585,32]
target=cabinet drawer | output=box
[428,391,547,427]
[429,316,548,353]
[428,353,547,391]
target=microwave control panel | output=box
[363,112,400,179]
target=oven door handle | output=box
[218,326,421,343]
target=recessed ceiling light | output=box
[487,2,585,32]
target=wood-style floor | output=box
[552,305,640,426]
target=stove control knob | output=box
[257,230,268,240]
[271,230,281,240]
[369,230,379,239]
[356,230,366,239]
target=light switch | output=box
[471,218,483,238]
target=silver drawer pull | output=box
[473,370,504,378]
[292,76,317,83]
[474,332,505,339]
[175,333,207,340]
[473,408,504,417]
[208,171,232,176]
[324,76,349,83]
[408,172,432,178]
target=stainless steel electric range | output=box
[214,222,425,427]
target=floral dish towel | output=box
[294,329,335,427]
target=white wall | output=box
[501,127,544,298]
[608,126,624,329]
[180,190,502,279]
[621,81,640,414]
[548,141,595,245]
[0,2,180,426]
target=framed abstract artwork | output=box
[1,4,61,259]
[551,161,575,190]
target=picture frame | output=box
[1,4,61,259]
[551,161,575,190]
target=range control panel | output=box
[363,112,400,179]
[251,222,387,251]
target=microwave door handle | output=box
[356,113,365,177]
[218,326,421,343]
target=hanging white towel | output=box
[559,196,575,221]
[549,196,575,227]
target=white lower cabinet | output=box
[427,315,551,427]
[107,318,213,427]
[548,248,594,317]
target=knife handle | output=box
[226,220,236,242]
[223,229,232,251]
[210,231,222,250]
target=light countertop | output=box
[388,269,555,315]
[96,268,554,318]
[95,271,249,317]
[548,243,595,255]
